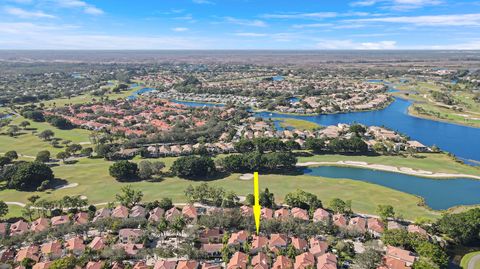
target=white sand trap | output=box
[55,183,79,190]
[239,173,254,180]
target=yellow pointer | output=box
[253,171,261,235]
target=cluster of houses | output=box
[155,91,260,108]
[45,98,235,138]
[0,200,429,269]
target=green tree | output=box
[377,204,395,221]
[115,185,143,208]
[436,208,480,244]
[0,201,8,219]
[171,156,216,179]
[158,198,173,210]
[109,160,138,181]
[50,256,78,269]
[285,189,322,211]
[56,151,70,162]
[38,129,55,140]
[329,198,351,214]
[0,156,11,167]
[35,150,51,163]
[66,144,82,155]
[353,248,383,269]
[6,162,54,191]
[138,160,154,180]
[4,150,18,160]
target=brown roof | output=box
[251,235,269,251]
[294,252,315,269]
[112,205,130,218]
[272,255,292,269]
[252,252,269,269]
[130,205,146,218]
[51,215,70,226]
[89,236,106,251]
[309,238,329,257]
[291,208,309,220]
[182,205,198,219]
[0,223,7,236]
[227,252,248,269]
[269,234,288,248]
[261,208,273,220]
[313,208,330,222]
[32,261,52,269]
[165,207,182,221]
[201,243,223,253]
[86,261,104,269]
[16,245,39,262]
[133,261,150,269]
[31,218,50,233]
[386,246,416,264]
[291,237,308,250]
[367,218,385,234]
[348,217,367,232]
[316,253,337,269]
[41,240,62,256]
[274,208,290,220]
[155,260,177,269]
[407,225,427,236]
[228,230,248,245]
[240,205,253,216]
[332,214,347,227]
[201,263,221,269]
[177,260,199,269]
[10,220,29,236]
[74,212,89,225]
[383,257,411,269]
[66,237,85,251]
[149,207,165,222]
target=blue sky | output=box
[0,0,480,49]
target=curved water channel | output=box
[304,166,480,210]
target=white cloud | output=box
[234,32,267,37]
[224,17,267,27]
[316,39,397,49]
[292,23,333,29]
[350,0,443,10]
[350,0,379,7]
[53,0,104,15]
[172,27,189,32]
[262,12,338,20]
[4,6,56,18]
[349,13,480,26]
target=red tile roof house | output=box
[51,215,70,227]
[134,261,150,269]
[309,238,329,258]
[367,218,385,237]
[201,263,222,269]
[182,204,198,220]
[119,228,143,244]
[165,207,182,221]
[112,205,130,219]
[252,252,269,269]
[272,255,293,269]
[291,208,309,221]
[316,253,337,269]
[30,218,50,233]
[32,261,52,269]
[269,234,289,251]
[202,243,223,257]
[0,248,15,262]
[291,237,308,251]
[274,208,290,220]
[199,228,223,244]
[313,208,331,223]
[85,261,104,269]
[111,261,125,269]
[227,251,249,269]
[385,246,417,268]
[387,221,405,231]
[348,217,367,233]
[89,236,107,251]
[74,212,89,225]
[251,235,269,254]
[294,252,315,269]
[177,260,199,269]
[41,240,63,259]
[10,220,29,236]
[148,207,165,222]
[93,208,111,222]
[407,225,428,237]
[240,205,253,217]
[116,243,144,256]
[130,205,147,218]
[154,259,177,269]
[66,237,86,255]
[332,214,348,228]
[228,230,249,246]
[15,245,40,263]
[261,208,273,220]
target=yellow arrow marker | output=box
[253,171,261,235]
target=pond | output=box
[255,97,480,164]
[171,100,225,107]
[127,87,156,100]
[304,166,480,210]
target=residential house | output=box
[154,260,177,269]
[148,207,165,222]
[367,218,385,237]
[30,218,50,233]
[89,236,107,251]
[112,205,129,219]
[291,237,308,251]
[272,255,292,269]
[10,220,29,236]
[201,243,223,257]
[291,208,309,221]
[274,208,290,220]
[251,235,269,254]
[177,260,199,269]
[294,252,315,269]
[182,205,198,220]
[66,237,85,255]
[74,212,89,225]
[228,230,249,246]
[165,207,182,221]
[316,253,337,269]
[313,208,330,223]
[51,215,70,227]
[130,205,147,218]
[349,217,367,233]
[41,241,63,259]
[227,252,248,269]
[118,228,143,244]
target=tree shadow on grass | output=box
[47,178,69,190]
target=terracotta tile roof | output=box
[383,257,411,269]
[41,240,62,257]
[269,234,288,248]
[367,218,385,234]
[201,243,223,253]
[272,255,293,269]
[10,220,29,236]
[294,252,315,269]
[149,207,165,222]
[112,205,129,218]
[291,237,308,251]
[16,245,40,262]
[252,252,269,269]
[165,207,182,221]
[240,205,253,217]
[32,261,52,269]
[332,214,347,227]
[251,235,269,251]
[309,238,329,257]
[407,225,427,236]
[274,208,290,220]
[130,205,147,218]
[182,205,198,219]
[348,217,367,233]
[316,253,337,269]
[261,208,273,220]
[228,230,249,245]
[313,208,330,222]
[154,260,177,269]
[291,208,309,220]
[65,237,85,252]
[227,252,248,269]
[89,236,106,251]
[177,260,199,269]
[51,215,70,226]
[31,218,50,233]
[201,263,222,269]
[133,261,150,269]
[74,212,89,225]
[85,261,104,269]
[386,246,416,265]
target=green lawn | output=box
[274,118,321,130]
[3,152,470,220]
[298,153,480,176]
[461,251,480,269]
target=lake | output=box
[171,100,225,107]
[127,87,156,100]
[256,97,480,164]
[304,166,480,210]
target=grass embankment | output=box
[4,152,477,221]
[393,80,480,128]
[274,118,320,130]
[461,251,480,269]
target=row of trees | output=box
[184,183,239,208]
[109,160,165,181]
[305,136,369,154]
[219,152,297,173]
[234,138,299,153]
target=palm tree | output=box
[157,218,169,242]
[170,216,186,247]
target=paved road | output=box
[468,254,480,269]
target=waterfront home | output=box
[367,218,385,237]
